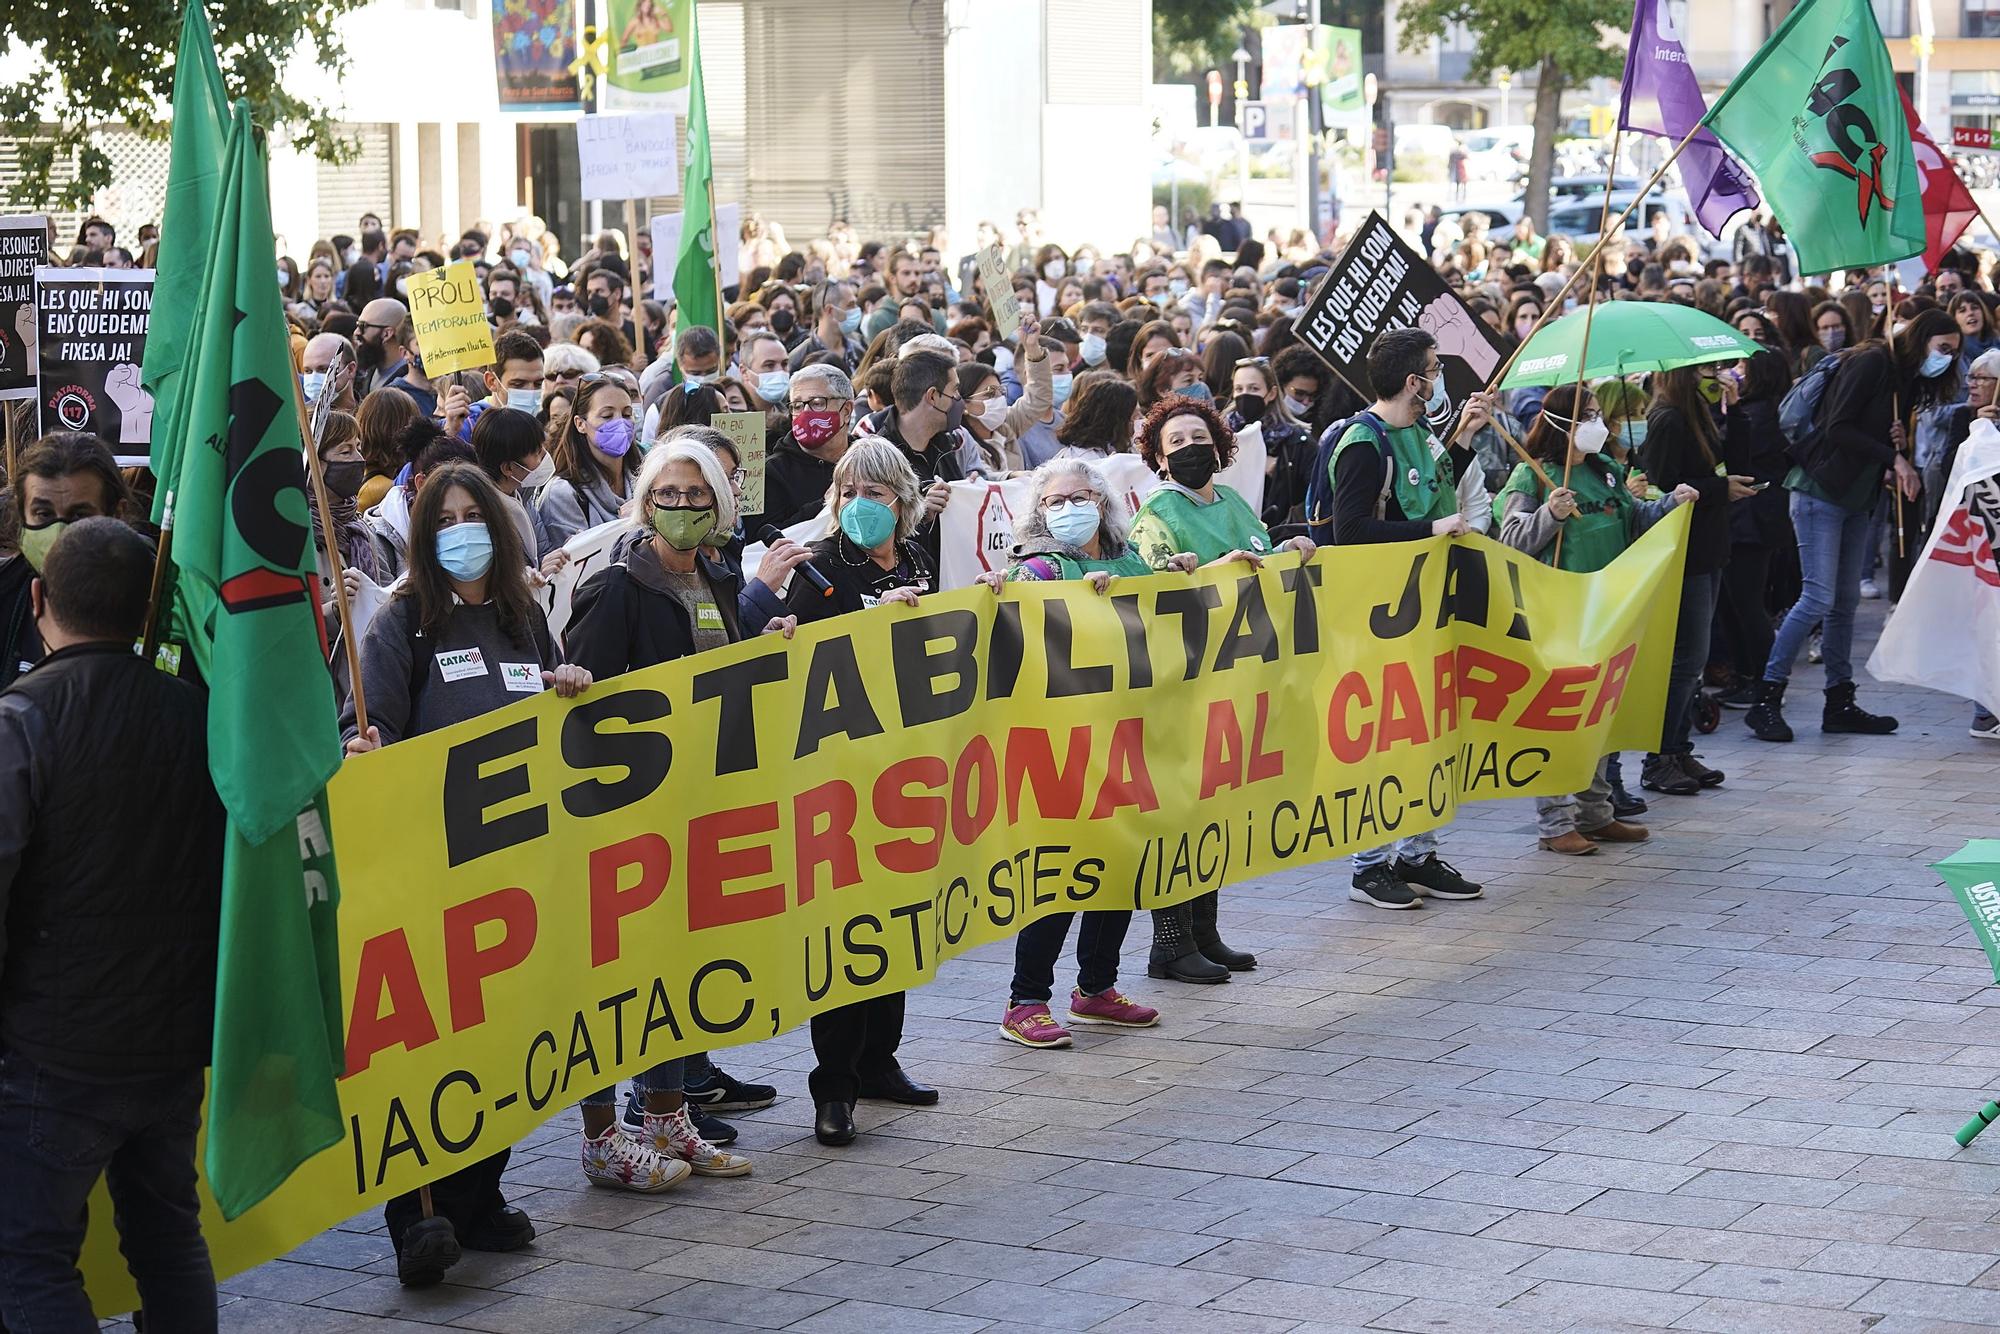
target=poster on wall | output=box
[0,214,48,402]
[492,0,580,111]
[601,0,694,112]
[35,267,156,466]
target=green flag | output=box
[670,2,719,343]
[172,102,345,1219]
[142,0,229,518]
[1700,0,1924,273]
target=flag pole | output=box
[3,403,16,485]
[140,491,176,665]
[1455,119,1708,448]
[294,386,369,732]
[1553,125,1626,568]
[1892,387,1908,560]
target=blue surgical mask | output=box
[681,372,712,390]
[1179,382,1213,403]
[839,495,898,549]
[1045,499,1100,546]
[1621,419,1649,450]
[506,387,541,412]
[301,371,328,403]
[1168,277,1190,297]
[1052,372,1074,406]
[435,522,494,581]
[1421,372,1448,416]
[839,308,863,336]
[1079,333,1107,367]
[1921,349,1954,378]
[757,369,792,403]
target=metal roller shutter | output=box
[317,124,395,240]
[1046,0,1148,105]
[742,0,945,239]
[638,1,748,221]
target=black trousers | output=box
[1717,542,1776,681]
[383,1149,510,1253]
[808,992,905,1105]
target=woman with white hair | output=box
[978,458,1197,1048]
[562,438,793,1188]
[785,437,939,1148]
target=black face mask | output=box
[1165,445,1218,489]
[323,458,367,499]
[490,296,515,321]
[587,294,612,318]
[1234,393,1267,423]
[770,307,796,335]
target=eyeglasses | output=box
[727,468,748,485]
[649,487,715,506]
[1039,490,1099,511]
[789,395,849,413]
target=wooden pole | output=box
[295,383,368,733]
[1551,126,1624,568]
[1453,119,1708,449]
[1892,388,1908,561]
[140,491,175,666]
[3,404,16,486]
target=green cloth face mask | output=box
[651,506,717,551]
[19,520,67,572]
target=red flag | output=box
[1899,88,1979,271]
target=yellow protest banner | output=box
[404,260,496,375]
[83,515,1687,1313]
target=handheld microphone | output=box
[758,524,834,598]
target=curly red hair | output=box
[1136,393,1237,472]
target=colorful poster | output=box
[35,267,155,466]
[492,0,580,111]
[1320,25,1367,129]
[0,214,47,402]
[606,0,693,99]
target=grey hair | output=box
[1974,349,2000,382]
[827,436,924,544]
[898,333,956,360]
[549,312,588,345]
[1013,457,1132,556]
[543,341,601,377]
[792,362,854,401]
[630,436,738,539]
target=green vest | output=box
[1329,416,1458,523]
[1500,454,1635,574]
[1132,484,1272,565]
[1007,547,1152,581]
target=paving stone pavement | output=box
[188,613,2000,1332]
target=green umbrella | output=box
[1499,301,1762,389]
[1934,841,2000,1147]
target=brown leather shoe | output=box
[1537,831,1599,856]
[1582,819,1651,843]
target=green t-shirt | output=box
[1784,463,1877,515]
[1130,484,1272,568]
[1329,417,1458,523]
[1499,454,1636,573]
[1006,547,1152,581]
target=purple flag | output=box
[1617,0,1760,237]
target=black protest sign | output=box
[1292,211,1506,412]
[0,215,47,402]
[36,267,156,466]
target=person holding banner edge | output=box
[342,463,591,1286]
[1130,394,1315,979]
[1305,327,1487,911]
[978,456,1198,1044]
[785,438,942,1146]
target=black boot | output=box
[1189,891,1255,971]
[1822,681,1898,734]
[1148,905,1230,983]
[1744,678,1793,742]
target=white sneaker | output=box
[581,1128,690,1192]
[1971,720,2000,740]
[1860,578,1881,599]
[646,1105,753,1177]
[1807,631,1823,664]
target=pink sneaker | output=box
[1000,1002,1073,1048]
[1067,987,1160,1028]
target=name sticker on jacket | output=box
[696,604,724,630]
[436,648,487,682]
[499,663,544,693]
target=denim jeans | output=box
[1352,829,1438,872]
[1010,910,1133,1005]
[582,1057,685,1107]
[1536,757,1614,837]
[0,1050,215,1332]
[1765,490,1871,688]
[1659,569,1720,755]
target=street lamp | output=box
[1496,66,1512,126]
[1231,46,1252,215]
[1232,47,1251,128]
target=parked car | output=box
[1461,125,1533,181]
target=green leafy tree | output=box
[1,0,364,210]
[1153,0,1257,83]
[1395,0,1624,229]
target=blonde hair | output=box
[827,436,924,543]
[630,437,738,540]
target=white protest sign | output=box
[650,202,741,301]
[578,113,680,201]
[936,449,1266,590]
[534,518,629,643]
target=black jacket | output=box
[0,643,224,1075]
[0,556,41,691]
[1723,395,1794,548]
[1794,345,1899,499]
[753,435,838,533]
[786,534,935,622]
[1641,403,1732,576]
[565,538,746,679]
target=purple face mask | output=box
[592,417,636,457]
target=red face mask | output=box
[793,407,844,447]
